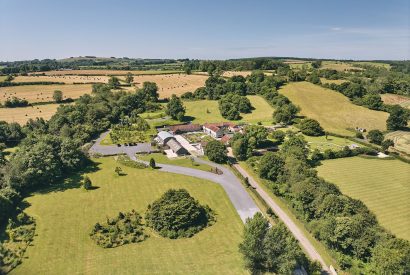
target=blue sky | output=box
[0,0,409,61]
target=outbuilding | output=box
[156,131,174,145]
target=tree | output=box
[53,90,63,103]
[145,189,215,238]
[367,129,384,145]
[166,95,185,121]
[83,176,92,190]
[125,72,134,84]
[370,238,410,274]
[141,81,159,102]
[270,130,285,144]
[273,103,299,124]
[205,140,227,163]
[232,137,252,161]
[258,152,285,181]
[244,125,268,148]
[298,118,324,136]
[149,158,156,168]
[239,212,270,272]
[108,76,120,89]
[381,139,394,151]
[361,93,383,110]
[386,105,409,130]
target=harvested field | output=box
[0,103,61,124]
[279,82,388,136]
[14,75,109,84]
[132,74,208,98]
[381,93,410,109]
[41,70,182,76]
[385,131,410,155]
[317,157,410,241]
[0,84,92,103]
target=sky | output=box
[0,0,409,61]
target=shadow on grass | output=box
[32,159,101,195]
[181,115,196,122]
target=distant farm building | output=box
[156,131,174,145]
[203,122,238,138]
[155,131,189,156]
[170,124,202,134]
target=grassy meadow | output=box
[303,134,357,152]
[13,157,246,274]
[138,153,214,172]
[184,95,274,125]
[317,157,410,241]
[279,82,389,136]
[0,84,92,103]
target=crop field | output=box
[130,74,208,98]
[14,75,109,84]
[319,78,348,85]
[42,70,183,76]
[14,157,246,274]
[279,82,388,136]
[381,93,410,109]
[0,84,92,103]
[303,134,357,152]
[385,131,410,155]
[0,103,61,124]
[317,157,410,241]
[184,95,274,125]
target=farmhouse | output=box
[170,124,202,134]
[203,122,238,138]
[156,131,174,145]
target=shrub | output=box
[145,189,215,238]
[90,210,148,248]
[83,176,92,190]
[367,129,384,145]
[149,158,156,168]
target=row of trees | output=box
[245,134,410,273]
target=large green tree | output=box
[205,140,227,163]
[166,95,185,121]
[386,105,409,130]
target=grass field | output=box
[42,70,183,76]
[0,76,7,82]
[319,78,348,85]
[138,153,214,172]
[303,134,357,152]
[0,103,61,124]
[130,74,208,98]
[385,131,410,155]
[321,61,364,71]
[14,75,109,84]
[222,71,252,77]
[381,93,410,109]
[279,82,388,136]
[317,157,410,241]
[14,157,246,274]
[184,95,274,125]
[354,61,391,69]
[0,84,92,103]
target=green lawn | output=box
[184,95,274,125]
[317,157,410,241]
[100,128,157,145]
[279,82,388,136]
[0,76,7,82]
[303,135,357,152]
[14,157,246,274]
[138,153,215,172]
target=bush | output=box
[205,140,227,163]
[298,118,324,136]
[90,210,148,248]
[3,97,29,108]
[83,176,92,190]
[145,189,215,238]
[149,158,156,168]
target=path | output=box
[229,156,330,272]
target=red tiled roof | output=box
[220,135,231,144]
[203,122,237,132]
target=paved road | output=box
[231,160,330,272]
[130,154,260,222]
[89,131,153,156]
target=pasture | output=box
[279,82,388,136]
[138,153,214,172]
[303,134,357,152]
[14,75,109,84]
[319,78,348,85]
[0,76,7,82]
[0,103,60,124]
[184,95,274,125]
[222,71,252,77]
[0,84,92,103]
[131,74,208,98]
[14,157,246,274]
[381,93,410,109]
[316,157,410,241]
